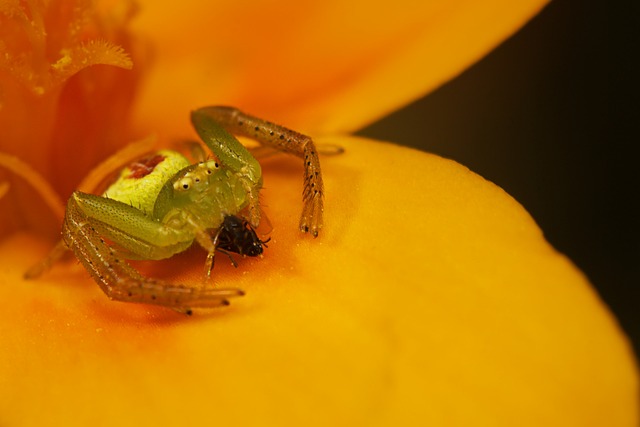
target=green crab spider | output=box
[28,106,324,313]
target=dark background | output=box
[359,1,638,355]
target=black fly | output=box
[214,215,270,267]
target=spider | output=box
[27,106,324,313]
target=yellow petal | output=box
[0,137,635,426]
[130,0,549,135]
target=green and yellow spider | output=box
[28,107,324,313]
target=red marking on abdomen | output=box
[128,154,166,179]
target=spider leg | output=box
[192,106,324,237]
[202,227,222,281]
[190,110,263,228]
[201,228,240,282]
[177,140,208,162]
[62,193,244,311]
[24,239,69,279]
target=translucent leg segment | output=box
[24,240,69,279]
[62,195,244,312]
[194,106,324,237]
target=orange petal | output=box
[130,0,548,135]
[0,137,635,425]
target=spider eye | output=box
[203,160,220,172]
[173,177,193,191]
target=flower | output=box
[0,0,141,236]
[0,1,637,426]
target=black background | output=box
[359,1,638,356]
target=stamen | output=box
[0,152,65,220]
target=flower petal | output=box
[0,137,635,426]
[130,0,549,135]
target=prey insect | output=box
[27,106,324,313]
[214,214,271,266]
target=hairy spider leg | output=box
[24,239,68,279]
[191,109,263,230]
[62,193,244,311]
[192,106,324,237]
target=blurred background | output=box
[359,1,638,355]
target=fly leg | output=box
[192,106,324,237]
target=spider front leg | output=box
[192,106,324,237]
[191,109,263,228]
[63,192,244,312]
